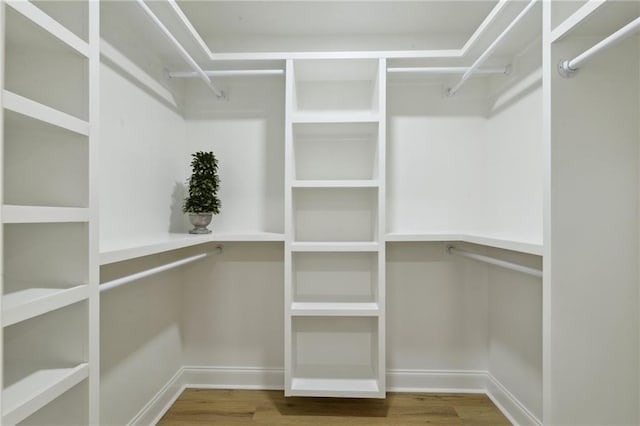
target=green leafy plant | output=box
[183,151,221,214]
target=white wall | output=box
[386,242,489,371]
[99,59,187,425]
[100,63,186,243]
[386,81,487,234]
[181,243,284,368]
[183,78,285,234]
[483,85,543,243]
[548,36,639,425]
[100,254,184,426]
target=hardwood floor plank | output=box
[157,389,511,425]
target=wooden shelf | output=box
[3,285,89,327]
[2,363,89,425]
[384,233,543,255]
[2,205,89,224]
[290,377,380,397]
[291,302,379,316]
[5,0,89,57]
[291,112,380,123]
[292,180,379,188]
[291,242,380,252]
[101,232,285,264]
[3,90,90,136]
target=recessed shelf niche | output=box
[293,122,379,181]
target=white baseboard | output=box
[182,366,285,390]
[129,367,537,426]
[486,373,542,426]
[386,369,487,393]
[128,368,185,426]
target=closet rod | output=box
[100,246,223,293]
[558,16,640,78]
[388,66,510,75]
[447,245,542,278]
[447,0,538,96]
[134,0,225,98]
[169,69,284,78]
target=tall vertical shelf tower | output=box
[0,1,99,424]
[284,58,386,397]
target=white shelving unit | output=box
[0,1,99,424]
[285,58,386,398]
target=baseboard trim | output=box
[128,367,185,426]
[486,373,542,426]
[129,367,538,426]
[183,366,285,390]
[386,369,487,393]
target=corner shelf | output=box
[2,363,89,426]
[100,232,285,265]
[2,285,89,327]
[385,232,543,255]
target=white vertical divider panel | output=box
[541,2,552,423]
[0,1,5,417]
[88,1,99,423]
[376,58,386,394]
[284,59,294,396]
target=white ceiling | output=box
[176,1,500,48]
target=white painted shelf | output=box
[101,232,285,264]
[2,364,89,425]
[5,0,89,57]
[290,378,380,397]
[291,112,380,123]
[550,0,631,43]
[385,232,543,255]
[292,180,379,188]
[2,285,89,327]
[3,90,90,136]
[2,205,89,224]
[291,242,380,252]
[291,302,379,316]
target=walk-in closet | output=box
[0,0,638,425]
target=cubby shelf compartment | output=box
[293,121,379,181]
[5,0,89,57]
[293,187,378,242]
[293,251,378,304]
[3,91,89,136]
[2,363,89,426]
[2,205,89,224]
[291,302,379,317]
[100,232,285,265]
[290,316,382,398]
[291,59,381,117]
[2,285,89,327]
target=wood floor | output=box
[158,389,511,425]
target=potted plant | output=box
[183,151,221,234]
